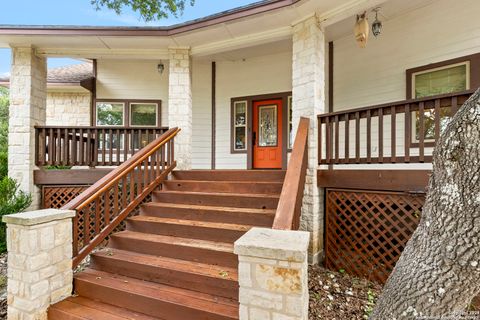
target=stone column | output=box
[291,15,326,264]
[168,47,192,170]
[3,209,75,319]
[234,228,310,320]
[8,47,47,209]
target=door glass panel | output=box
[258,105,277,147]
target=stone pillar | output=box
[8,47,47,209]
[234,228,310,320]
[3,209,75,319]
[168,47,192,170]
[291,15,326,264]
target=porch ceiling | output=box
[0,0,391,59]
[325,0,438,41]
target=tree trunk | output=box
[371,90,480,319]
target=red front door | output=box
[253,99,283,169]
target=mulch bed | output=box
[309,265,382,320]
[0,252,7,320]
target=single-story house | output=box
[0,0,478,318]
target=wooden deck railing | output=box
[35,126,169,167]
[318,90,474,165]
[63,127,180,268]
[273,117,309,230]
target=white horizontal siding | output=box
[96,59,169,126]
[191,61,212,169]
[333,0,480,110]
[214,51,292,169]
[330,0,480,170]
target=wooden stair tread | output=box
[128,216,252,232]
[167,179,283,185]
[172,170,286,182]
[111,231,234,253]
[76,269,239,317]
[92,248,238,281]
[154,190,280,199]
[49,296,160,320]
[142,202,276,215]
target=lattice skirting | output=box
[325,188,425,284]
[43,185,89,209]
[42,185,152,242]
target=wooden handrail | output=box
[273,117,309,230]
[64,127,180,268]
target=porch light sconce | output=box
[157,62,165,74]
[371,8,383,37]
[354,12,369,48]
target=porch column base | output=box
[234,228,310,320]
[3,209,75,319]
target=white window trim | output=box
[95,102,126,127]
[129,102,159,127]
[233,100,248,151]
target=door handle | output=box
[252,132,256,146]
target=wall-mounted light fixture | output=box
[157,62,165,74]
[371,8,383,37]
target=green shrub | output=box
[0,177,32,252]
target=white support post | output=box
[234,228,310,320]
[291,15,326,264]
[168,47,193,170]
[3,209,75,319]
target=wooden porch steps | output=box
[49,170,285,320]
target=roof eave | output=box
[0,0,301,37]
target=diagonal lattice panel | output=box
[325,188,424,284]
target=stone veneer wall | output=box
[46,92,91,126]
[168,47,193,170]
[4,209,75,319]
[291,15,326,263]
[234,228,310,320]
[8,47,47,209]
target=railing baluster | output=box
[404,104,411,162]
[325,117,331,164]
[79,129,84,166]
[391,106,396,163]
[318,118,322,164]
[123,129,128,163]
[366,109,371,163]
[355,112,360,163]
[48,128,54,166]
[434,99,441,143]
[419,102,425,162]
[56,128,62,165]
[344,115,349,163]
[71,128,77,166]
[451,96,458,116]
[109,129,113,166]
[334,115,339,163]
[64,128,69,166]
[378,108,384,163]
[104,189,110,224]
[102,129,106,166]
[116,129,121,166]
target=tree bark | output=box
[371,90,480,319]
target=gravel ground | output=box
[309,265,382,320]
